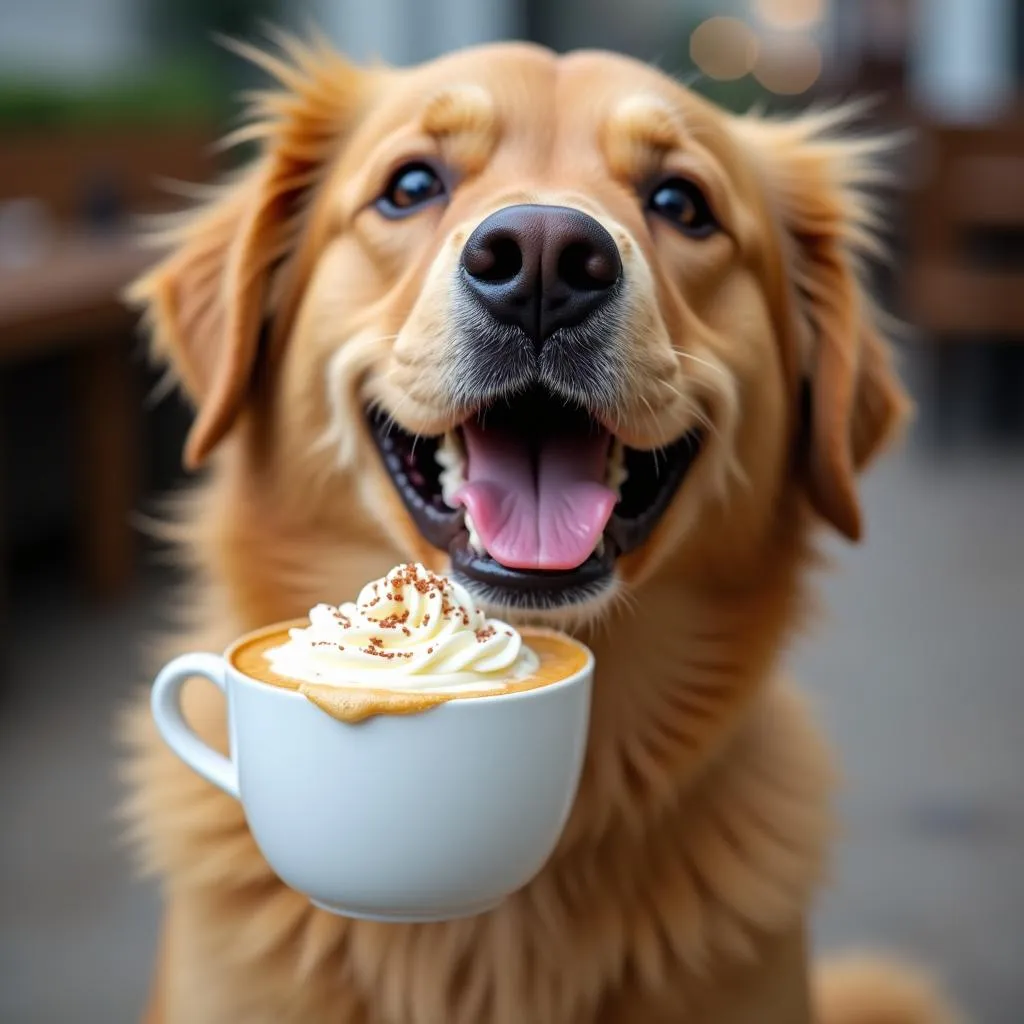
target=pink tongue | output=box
[454,424,616,571]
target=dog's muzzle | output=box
[452,204,627,411]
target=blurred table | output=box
[904,116,1024,337]
[0,233,149,357]
[0,233,154,598]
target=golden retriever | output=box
[122,36,961,1024]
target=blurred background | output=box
[1,1,1022,1021]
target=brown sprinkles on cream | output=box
[374,610,411,630]
[359,646,414,660]
[264,564,530,689]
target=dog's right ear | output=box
[126,36,369,468]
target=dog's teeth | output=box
[437,433,482,553]
[606,439,628,497]
[594,536,605,557]
[434,431,464,472]
[464,509,486,555]
[436,432,466,505]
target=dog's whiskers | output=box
[635,394,668,473]
[674,348,730,381]
[664,382,718,441]
[656,378,718,444]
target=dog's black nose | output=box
[460,204,621,348]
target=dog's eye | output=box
[376,163,446,218]
[647,178,718,237]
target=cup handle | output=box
[151,653,240,800]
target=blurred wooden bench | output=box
[904,118,1024,337]
[0,234,153,596]
[0,125,216,602]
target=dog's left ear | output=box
[127,36,369,468]
[734,110,912,541]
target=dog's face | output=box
[132,41,908,620]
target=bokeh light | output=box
[752,0,825,30]
[753,34,823,94]
[689,17,759,82]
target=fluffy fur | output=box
[122,37,959,1023]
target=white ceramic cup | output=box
[150,628,593,923]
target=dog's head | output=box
[130,39,908,621]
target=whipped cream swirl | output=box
[264,563,537,692]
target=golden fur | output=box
[122,37,960,1023]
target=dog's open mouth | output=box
[367,387,702,607]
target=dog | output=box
[122,36,962,1023]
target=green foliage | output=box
[0,60,220,134]
[691,76,773,114]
